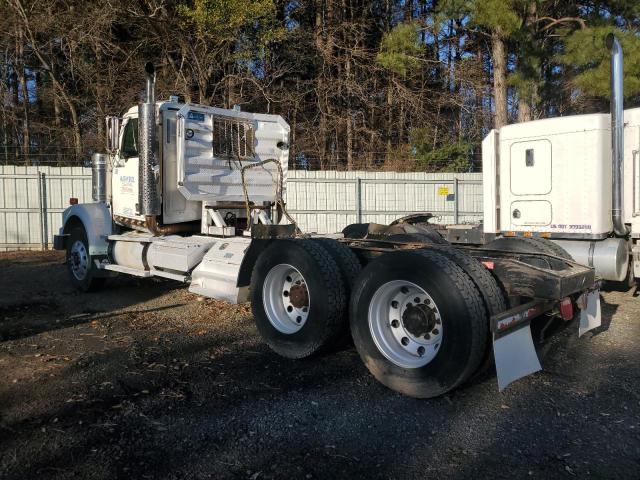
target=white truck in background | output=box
[475,35,639,285]
[57,37,640,399]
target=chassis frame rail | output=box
[341,238,596,302]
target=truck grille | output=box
[212,115,255,159]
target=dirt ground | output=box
[0,251,638,480]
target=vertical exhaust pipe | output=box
[606,34,629,236]
[134,63,195,236]
[138,62,160,217]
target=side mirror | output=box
[105,116,121,154]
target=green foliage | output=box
[178,0,274,31]
[560,26,640,99]
[177,0,284,52]
[376,23,422,76]
[437,0,520,36]
[6,0,640,169]
[470,0,520,36]
[410,128,472,172]
[508,59,542,101]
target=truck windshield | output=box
[121,118,139,158]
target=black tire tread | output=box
[310,238,362,287]
[293,240,347,350]
[527,238,572,260]
[427,245,506,316]
[409,249,488,391]
[310,238,362,346]
[487,236,571,260]
[427,245,509,379]
[251,239,346,359]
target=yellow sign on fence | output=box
[438,186,449,196]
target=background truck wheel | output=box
[486,237,572,259]
[485,237,572,271]
[66,226,105,292]
[349,249,488,398]
[250,239,346,359]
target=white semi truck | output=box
[478,35,639,286]
[55,36,638,399]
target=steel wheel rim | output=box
[368,280,443,369]
[70,240,90,281]
[262,264,310,334]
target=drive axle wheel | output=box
[262,264,310,334]
[250,239,346,359]
[368,280,444,368]
[350,249,488,398]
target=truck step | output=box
[102,264,151,277]
[108,233,157,243]
[149,269,188,283]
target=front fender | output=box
[60,203,113,256]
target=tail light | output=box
[559,297,574,321]
[69,197,78,205]
[480,260,495,270]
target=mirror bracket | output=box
[106,116,121,154]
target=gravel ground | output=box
[0,250,639,480]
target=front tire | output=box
[350,249,488,398]
[66,226,105,292]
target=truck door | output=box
[111,116,143,220]
[508,139,553,227]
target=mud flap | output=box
[578,290,601,337]
[493,325,541,391]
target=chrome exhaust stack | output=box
[138,62,160,217]
[606,34,629,236]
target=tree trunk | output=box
[51,50,63,165]
[404,0,413,20]
[70,109,82,160]
[369,78,377,168]
[16,26,30,165]
[12,1,83,160]
[1,47,10,164]
[346,113,353,170]
[517,0,537,123]
[386,79,393,164]
[491,31,508,128]
[345,55,353,170]
[517,97,533,123]
[314,0,327,169]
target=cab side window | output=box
[121,118,139,158]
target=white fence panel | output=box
[0,166,483,250]
[286,170,483,234]
[0,166,92,251]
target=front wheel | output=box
[350,249,488,398]
[66,226,105,292]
